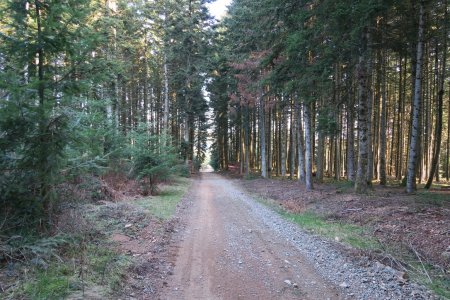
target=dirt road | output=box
[162,173,341,299]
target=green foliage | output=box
[129,124,180,195]
[136,177,191,219]
[192,157,202,172]
[209,144,220,171]
[317,107,339,136]
[0,0,107,225]
[12,227,130,299]
[282,211,381,250]
[0,234,70,267]
[22,266,71,300]
[0,106,72,226]
[86,244,130,290]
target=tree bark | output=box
[259,88,267,178]
[163,57,170,132]
[297,102,306,183]
[406,1,425,193]
[244,106,250,176]
[289,100,296,179]
[334,110,341,180]
[316,132,324,183]
[35,0,44,107]
[281,102,287,178]
[347,99,356,182]
[379,51,388,185]
[446,81,450,181]
[355,29,372,193]
[425,8,447,188]
[303,102,314,191]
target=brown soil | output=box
[112,208,181,300]
[237,177,450,272]
[160,173,341,300]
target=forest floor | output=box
[0,175,191,299]
[234,174,450,298]
[238,177,450,271]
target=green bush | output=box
[129,125,180,195]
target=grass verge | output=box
[256,196,380,251]
[136,177,191,219]
[255,196,449,299]
[281,211,380,250]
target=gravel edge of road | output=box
[228,179,437,300]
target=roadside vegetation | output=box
[1,1,207,297]
[0,175,191,299]
[241,176,450,298]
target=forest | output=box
[209,0,450,194]
[0,0,449,298]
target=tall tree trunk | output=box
[184,116,190,163]
[446,81,450,181]
[425,10,447,188]
[244,107,250,176]
[281,103,287,178]
[304,102,314,191]
[259,89,267,178]
[367,69,374,185]
[406,1,425,193]
[289,100,296,179]
[379,51,388,185]
[347,98,356,182]
[297,102,306,183]
[35,0,48,217]
[35,0,44,107]
[267,107,272,177]
[355,29,372,193]
[252,109,257,170]
[316,131,325,183]
[334,109,341,180]
[163,56,169,132]
[276,106,281,176]
[395,56,404,179]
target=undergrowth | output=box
[1,176,191,299]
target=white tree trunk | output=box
[406,1,425,193]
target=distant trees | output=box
[209,0,450,193]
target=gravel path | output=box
[162,173,435,300]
